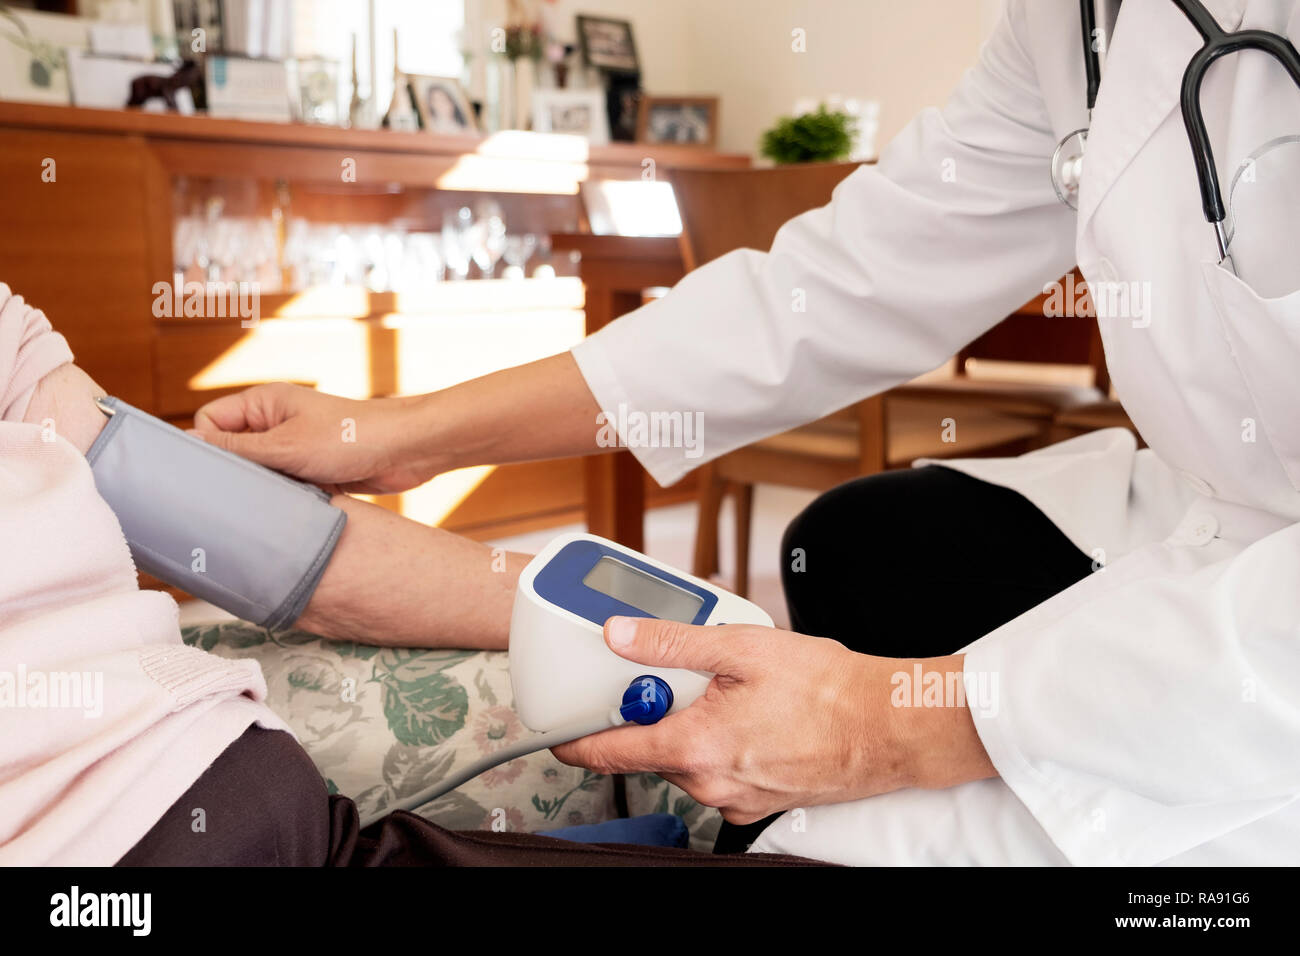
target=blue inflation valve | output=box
[619,675,675,725]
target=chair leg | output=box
[693,463,724,578]
[733,482,754,599]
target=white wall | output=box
[659,0,1003,157]
[472,0,1003,157]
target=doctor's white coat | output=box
[569,0,1300,865]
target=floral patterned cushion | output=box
[180,622,722,849]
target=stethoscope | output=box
[1051,0,1300,272]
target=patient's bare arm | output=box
[295,494,526,650]
[22,362,107,453]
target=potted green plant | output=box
[759,105,857,165]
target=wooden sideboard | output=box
[0,102,750,538]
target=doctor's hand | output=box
[192,383,436,494]
[192,354,609,493]
[551,617,997,825]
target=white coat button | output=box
[1186,515,1219,546]
[1178,470,1215,497]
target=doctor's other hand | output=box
[192,383,434,494]
[550,617,997,825]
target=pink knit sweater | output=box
[0,284,288,865]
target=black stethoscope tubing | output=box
[1077,0,1300,259]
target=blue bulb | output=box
[619,675,675,725]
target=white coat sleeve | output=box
[963,522,1300,866]
[570,0,1078,486]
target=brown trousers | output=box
[116,726,826,867]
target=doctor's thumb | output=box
[604,615,746,677]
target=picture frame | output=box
[636,95,719,149]
[0,8,91,106]
[575,15,638,74]
[204,55,292,123]
[291,57,341,126]
[408,73,477,135]
[531,88,610,146]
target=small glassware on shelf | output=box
[173,193,285,296]
[400,232,445,290]
[442,207,474,280]
[531,234,557,279]
[502,233,538,279]
[470,199,508,279]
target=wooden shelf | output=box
[0,101,750,171]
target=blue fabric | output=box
[539,813,690,848]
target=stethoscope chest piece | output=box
[1051,127,1089,210]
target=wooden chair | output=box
[668,163,1133,596]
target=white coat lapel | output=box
[1077,0,1248,231]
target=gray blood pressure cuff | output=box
[86,396,346,630]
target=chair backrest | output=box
[670,164,1109,392]
[668,161,862,271]
[956,270,1110,393]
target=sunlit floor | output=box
[176,484,817,630]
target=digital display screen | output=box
[582,556,705,623]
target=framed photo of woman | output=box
[409,74,477,135]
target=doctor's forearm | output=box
[894,655,998,790]
[406,351,611,475]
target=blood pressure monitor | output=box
[510,532,774,732]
